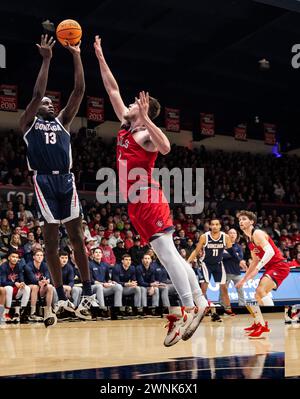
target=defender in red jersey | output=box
[236,210,290,339]
[94,36,208,346]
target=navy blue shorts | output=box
[201,261,226,284]
[33,173,81,224]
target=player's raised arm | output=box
[136,91,171,155]
[188,234,206,264]
[94,35,128,122]
[20,35,55,133]
[57,42,85,130]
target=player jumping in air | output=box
[20,35,96,327]
[94,35,208,346]
[236,211,290,338]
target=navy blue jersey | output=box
[23,117,72,172]
[136,264,156,287]
[112,264,137,286]
[202,232,226,266]
[61,262,75,287]
[0,262,25,286]
[89,260,111,283]
[222,243,243,275]
[24,261,50,285]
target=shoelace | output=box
[165,314,179,333]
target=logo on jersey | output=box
[253,248,260,254]
[8,272,18,282]
[156,220,164,227]
[117,137,129,149]
[35,121,62,132]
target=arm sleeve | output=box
[1,268,14,287]
[67,265,75,288]
[112,266,124,286]
[256,243,275,271]
[136,267,149,287]
[24,265,38,285]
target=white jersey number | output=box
[213,249,219,257]
[45,132,57,144]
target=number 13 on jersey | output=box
[45,132,57,144]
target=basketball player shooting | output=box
[94,35,208,346]
[236,210,290,338]
[20,34,96,327]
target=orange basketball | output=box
[56,19,82,46]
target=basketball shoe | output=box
[75,294,99,320]
[248,322,271,339]
[182,306,208,341]
[43,307,57,328]
[244,321,258,334]
[164,307,193,347]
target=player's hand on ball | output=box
[65,41,81,55]
[94,35,103,58]
[36,34,55,59]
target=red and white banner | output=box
[200,113,215,136]
[87,96,104,122]
[234,123,247,141]
[264,123,276,145]
[165,107,180,132]
[0,84,18,112]
[45,91,61,115]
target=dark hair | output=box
[8,250,19,257]
[237,210,257,224]
[148,96,161,120]
[210,218,221,225]
[91,247,102,254]
[122,254,131,260]
[59,250,69,257]
[32,249,44,256]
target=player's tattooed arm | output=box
[20,35,55,133]
[58,42,85,130]
[188,234,206,263]
[94,36,128,122]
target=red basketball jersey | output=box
[248,235,284,268]
[116,128,159,199]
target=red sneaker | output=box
[244,322,258,333]
[248,322,271,339]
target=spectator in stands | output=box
[129,236,147,266]
[0,251,30,323]
[23,231,37,263]
[124,230,134,250]
[0,282,5,324]
[185,238,196,258]
[104,222,115,240]
[108,230,122,248]
[112,254,141,307]
[100,237,116,267]
[8,233,24,258]
[152,261,177,307]
[34,226,43,245]
[89,248,122,308]
[283,248,292,261]
[113,240,127,264]
[280,229,293,248]
[178,229,187,247]
[24,249,55,323]
[17,203,33,220]
[174,236,182,252]
[6,210,17,229]
[179,248,188,260]
[85,237,98,258]
[136,253,159,308]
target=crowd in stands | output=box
[0,129,300,323]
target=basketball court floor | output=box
[285,322,300,378]
[0,313,289,379]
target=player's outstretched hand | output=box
[65,41,81,55]
[94,35,103,59]
[235,278,246,289]
[136,91,150,122]
[36,34,55,59]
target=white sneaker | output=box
[164,308,193,347]
[182,306,208,341]
[55,299,76,315]
[75,294,99,320]
[43,308,57,328]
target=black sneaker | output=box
[211,313,223,322]
[28,313,44,322]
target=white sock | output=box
[169,306,184,317]
[15,306,20,315]
[0,305,4,318]
[253,305,265,325]
[151,233,194,307]
[31,305,36,315]
[261,295,274,306]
